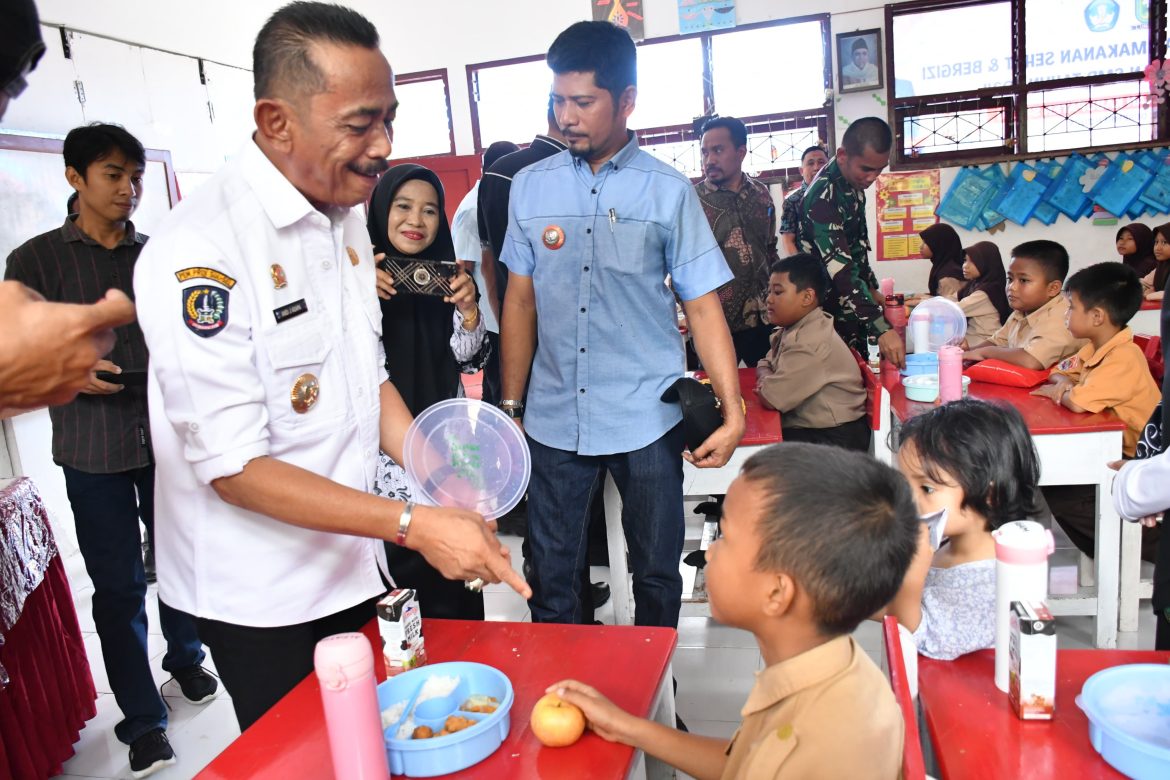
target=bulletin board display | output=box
[875,170,941,261]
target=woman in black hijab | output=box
[919,223,966,299]
[368,163,490,620]
[957,241,1011,344]
[1116,222,1157,277]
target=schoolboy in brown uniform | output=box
[1033,262,1161,562]
[964,240,1085,369]
[756,253,869,451]
[546,444,918,779]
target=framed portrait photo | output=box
[836,29,883,93]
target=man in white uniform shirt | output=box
[134,1,528,731]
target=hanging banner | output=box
[593,0,645,41]
[678,1,735,35]
[875,170,941,261]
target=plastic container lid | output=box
[314,632,374,689]
[912,297,967,351]
[402,399,531,520]
[993,520,1055,564]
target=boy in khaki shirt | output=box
[756,254,869,451]
[1033,262,1161,562]
[964,240,1085,369]
[548,444,919,779]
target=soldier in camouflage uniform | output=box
[695,116,781,367]
[797,117,906,368]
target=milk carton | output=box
[377,589,425,676]
[1008,600,1056,720]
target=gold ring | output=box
[465,577,485,592]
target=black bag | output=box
[660,377,722,452]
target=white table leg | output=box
[1093,475,1120,648]
[1119,520,1143,632]
[643,661,677,780]
[604,473,635,626]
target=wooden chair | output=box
[881,615,926,780]
[851,349,893,465]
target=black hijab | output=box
[920,223,965,296]
[1118,223,1157,277]
[960,241,1011,323]
[1149,223,1170,295]
[368,164,459,417]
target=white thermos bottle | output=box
[993,520,1054,692]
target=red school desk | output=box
[196,619,678,779]
[884,371,1128,649]
[918,648,1170,779]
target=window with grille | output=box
[467,16,832,183]
[888,0,1167,167]
[390,70,454,159]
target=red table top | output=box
[919,649,1170,779]
[197,619,678,779]
[1139,299,1161,311]
[882,366,1126,435]
[694,367,782,446]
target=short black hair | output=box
[1064,261,1144,327]
[547,21,636,105]
[66,190,79,215]
[63,123,146,180]
[741,443,919,636]
[547,95,556,128]
[841,117,892,156]
[483,141,519,171]
[897,400,1041,531]
[801,145,827,162]
[851,38,869,53]
[701,116,747,148]
[1011,239,1070,283]
[770,253,827,305]
[253,1,380,101]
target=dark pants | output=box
[385,544,484,620]
[782,416,872,453]
[196,598,377,731]
[730,325,774,368]
[1042,484,1162,563]
[62,464,205,744]
[481,331,501,406]
[526,425,685,627]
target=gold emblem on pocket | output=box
[542,225,565,250]
[270,264,288,289]
[346,246,360,267]
[290,373,320,413]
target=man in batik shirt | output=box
[797,117,905,368]
[695,116,779,367]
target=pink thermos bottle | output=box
[314,633,390,780]
[938,345,963,403]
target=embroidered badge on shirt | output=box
[1057,355,1080,372]
[182,286,229,338]
[290,373,320,413]
[270,264,288,289]
[175,267,237,288]
[542,225,565,250]
[273,298,308,324]
[346,246,361,266]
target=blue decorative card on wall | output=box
[977,164,1007,230]
[990,163,1053,226]
[1043,153,1094,220]
[678,0,735,34]
[938,167,1000,230]
[1090,153,1154,217]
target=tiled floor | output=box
[48,516,1157,780]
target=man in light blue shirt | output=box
[500,21,744,627]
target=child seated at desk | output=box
[882,400,1041,660]
[550,443,919,779]
[963,240,1084,369]
[1032,262,1162,562]
[754,254,869,452]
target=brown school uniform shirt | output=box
[756,308,866,430]
[990,293,1086,368]
[935,276,964,301]
[1051,327,1160,457]
[958,289,1003,345]
[721,636,903,780]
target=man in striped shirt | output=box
[4,124,216,778]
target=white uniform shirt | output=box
[134,139,387,627]
[450,180,497,333]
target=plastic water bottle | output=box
[938,345,963,402]
[909,310,931,354]
[883,294,907,342]
[993,521,1054,692]
[315,632,390,779]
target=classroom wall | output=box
[0,0,1158,539]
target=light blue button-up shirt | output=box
[502,133,732,455]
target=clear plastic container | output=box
[1077,664,1170,780]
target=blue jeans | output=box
[526,425,685,627]
[63,464,205,744]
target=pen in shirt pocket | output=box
[609,208,617,233]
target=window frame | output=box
[393,68,455,159]
[885,0,1169,170]
[465,14,834,185]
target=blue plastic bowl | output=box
[377,661,514,777]
[1077,663,1170,780]
[901,352,939,377]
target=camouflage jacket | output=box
[695,173,779,332]
[796,158,889,351]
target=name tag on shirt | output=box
[273,299,309,324]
